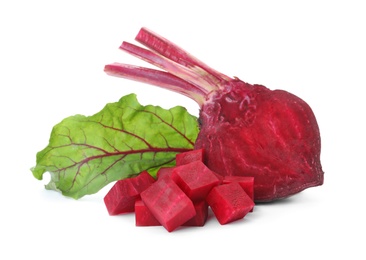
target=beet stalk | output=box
[104,27,324,202]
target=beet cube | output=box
[104,171,155,215]
[156,167,175,180]
[183,200,209,226]
[140,177,196,232]
[135,200,161,226]
[176,148,204,166]
[172,161,221,201]
[223,176,254,200]
[206,182,255,225]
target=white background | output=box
[1,0,365,259]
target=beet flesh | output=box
[196,81,323,201]
[223,176,254,201]
[135,199,161,226]
[104,27,324,202]
[175,148,204,166]
[171,161,221,202]
[104,171,155,215]
[140,177,196,232]
[182,200,209,227]
[206,182,254,225]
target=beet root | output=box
[196,81,323,201]
[104,27,324,202]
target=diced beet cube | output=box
[135,200,161,226]
[156,167,175,180]
[104,171,155,215]
[172,161,221,202]
[211,171,224,182]
[206,182,255,225]
[223,176,254,200]
[176,148,204,166]
[140,177,196,232]
[183,200,209,227]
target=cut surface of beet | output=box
[135,199,161,226]
[197,89,324,201]
[206,182,255,225]
[223,176,254,200]
[104,171,155,215]
[183,200,209,227]
[172,161,221,201]
[156,167,175,180]
[176,149,204,166]
[140,177,196,232]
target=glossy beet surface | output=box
[105,27,324,202]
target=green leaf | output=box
[31,94,199,199]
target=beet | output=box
[171,161,221,202]
[198,88,323,202]
[206,182,254,225]
[223,176,254,212]
[135,199,161,226]
[156,167,175,180]
[140,177,196,232]
[182,200,209,227]
[175,148,204,166]
[104,171,155,215]
[105,27,324,202]
[223,176,254,201]
[135,196,208,228]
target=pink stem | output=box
[105,27,232,106]
[135,27,232,84]
[120,41,216,95]
[104,63,206,106]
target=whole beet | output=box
[105,28,324,202]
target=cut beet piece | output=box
[206,182,255,225]
[135,199,161,226]
[104,171,155,215]
[176,149,204,166]
[172,161,221,202]
[156,167,175,180]
[223,176,254,201]
[140,177,196,232]
[183,200,209,227]
[223,176,254,212]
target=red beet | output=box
[156,167,175,180]
[105,27,324,202]
[171,161,221,202]
[182,200,209,227]
[104,171,155,215]
[135,199,161,226]
[140,177,196,232]
[135,198,208,228]
[176,148,204,166]
[223,176,254,201]
[223,176,254,212]
[206,182,254,225]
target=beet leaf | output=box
[31,94,198,199]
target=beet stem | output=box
[105,27,235,106]
[135,27,232,83]
[120,41,216,95]
[104,63,206,105]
